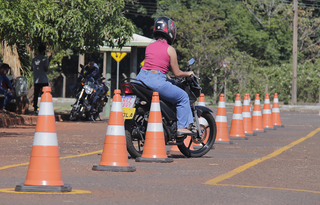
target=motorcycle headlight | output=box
[84,85,93,94]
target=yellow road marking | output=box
[204,127,320,190]
[0,188,91,194]
[0,150,102,170]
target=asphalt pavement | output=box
[0,100,320,204]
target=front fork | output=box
[74,88,84,110]
[191,104,203,143]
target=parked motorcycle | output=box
[121,58,216,158]
[69,68,109,121]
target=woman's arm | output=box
[168,46,194,78]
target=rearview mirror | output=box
[188,58,195,65]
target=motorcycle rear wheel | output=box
[125,108,147,159]
[177,111,216,157]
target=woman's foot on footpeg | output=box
[176,128,194,138]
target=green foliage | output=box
[0,0,135,53]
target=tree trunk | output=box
[2,42,22,78]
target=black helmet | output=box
[153,17,177,45]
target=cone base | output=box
[215,141,233,144]
[253,130,266,133]
[135,157,173,163]
[274,125,284,128]
[229,136,248,140]
[245,132,257,136]
[92,165,136,172]
[263,127,276,130]
[15,183,72,192]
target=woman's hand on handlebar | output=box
[186,71,194,77]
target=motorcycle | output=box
[121,58,216,158]
[69,67,109,121]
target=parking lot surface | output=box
[1,110,320,204]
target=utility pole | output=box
[292,0,298,105]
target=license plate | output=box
[122,107,136,119]
[121,96,136,108]
[121,96,136,119]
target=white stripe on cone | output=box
[146,122,163,132]
[198,118,208,125]
[218,102,225,107]
[232,114,243,120]
[242,112,251,118]
[33,133,58,146]
[38,102,55,116]
[111,101,123,112]
[235,101,242,106]
[216,115,227,122]
[263,109,272,114]
[272,108,280,112]
[150,102,161,111]
[252,111,262,116]
[106,125,125,136]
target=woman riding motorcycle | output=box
[135,17,194,136]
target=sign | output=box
[111,52,127,62]
[140,59,145,67]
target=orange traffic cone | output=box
[194,93,214,148]
[92,89,136,172]
[272,93,284,127]
[262,93,276,130]
[136,92,173,163]
[15,86,71,192]
[252,94,265,133]
[198,93,206,106]
[243,94,256,136]
[215,94,232,144]
[229,94,247,140]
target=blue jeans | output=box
[0,89,13,109]
[136,69,193,129]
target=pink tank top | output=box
[142,40,170,74]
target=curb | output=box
[0,112,70,128]
[0,113,37,128]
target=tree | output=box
[0,0,134,53]
[230,0,293,65]
[124,0,157,38]
[154,0,256,99]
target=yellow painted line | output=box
[60,150,102,159]
[0,162,30,170]
[0,188,91,194]
[215,184,320,194]
[204,127,320,185]
[0,150,103,170]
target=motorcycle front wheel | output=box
[69,106,80,121]
[178,111,216,157]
